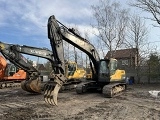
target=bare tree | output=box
[126,15,148,48]
[91,0,129,58]
[131,0,160,27]
[125,14,148,83]
[63,41,77,62]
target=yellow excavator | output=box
[43,15,127,105]
[58,61,86,90]
[65,61,86,80]
[86,58,126,82]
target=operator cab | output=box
[109,58,118,76]
[65,62,77,78]
[5,64,18,76]
[68,63,76,76]
[98,59,110,83]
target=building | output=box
[105,48,138,68]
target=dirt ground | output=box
[0,84,160,120]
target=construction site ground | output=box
[0,84,160,120]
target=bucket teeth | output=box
[44,84,52,104]
[44,84,61,106]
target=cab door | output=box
[98,60,110,83]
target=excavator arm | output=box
[0,42,55,93]
[0,44,39,75]
[41,15,103,105]
[47,16,102,78]
[49,16,100,73]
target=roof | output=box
[105,48,137,59]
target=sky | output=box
[0,0,160,63]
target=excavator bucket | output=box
[44,83,61,106]
[21,78,41,93]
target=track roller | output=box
[0,83,6,89]
[102,83,126,98]
[76,84,87,94]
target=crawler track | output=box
[102,83,126,97]
[0,81,22,89]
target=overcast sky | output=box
[0,0,160,62]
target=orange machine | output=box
[0,55,27,88]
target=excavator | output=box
[43,15,126,105]
[0,48,43,93]
[62,61,86,90]
[0,15,126,106]
[0,55,27,88]
[65,61,86,80]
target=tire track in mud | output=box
[0,101,42,119]
[0,107,35,120]
[0,85,160,120]
[64,87,160,120]
[65,97,160,120]
[0,87,46,120]
[0,89,105,120]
